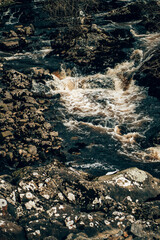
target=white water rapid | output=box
[43,32,160,172]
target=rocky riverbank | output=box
[0,147,160,239]
[0,0,160,239]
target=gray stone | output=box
[131,221,145,238]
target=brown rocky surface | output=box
[50,24,134,72]
[0,68,62,171]
[0,24,34,51]
[135,49,160,100]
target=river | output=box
[0,0,160,177]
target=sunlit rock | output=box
[98,167,160,202]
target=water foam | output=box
[49,47,160,163]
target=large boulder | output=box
[98,167,160,202]
[0,69,62,172]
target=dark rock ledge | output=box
[0,163,160,240]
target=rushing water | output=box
[0,1,160,177]
[41,30,160,177]
[45,44,160,177]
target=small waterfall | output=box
[44,35,160,171]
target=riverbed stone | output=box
[28,145,37,155]
[0,38,20,51]
[0,131,13,139]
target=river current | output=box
[0,1,160,177]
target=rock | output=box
[24,24,35,36]
[104,3,141,22]
[135,50,160,100]
[0,38,19,51]
[0,102,8,112]
[9,30,18,38]
[44,122,52,130]
[0,131,13,139]
[0,69,62,170]
[16,27,25,35]
[23,96,39,106]
[0,219,26,240]
[28,145,37,156]
[31,67,50,79]
[3,69,31,89]
[3,91,12,101]
[0,63,3,71]
[130,220,145,238]
[0,162,159,239]
[98,167,160,202]
[51,25,133,71]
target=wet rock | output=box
[0,219,26,240]
[104,3,141,22]
[131,220,145,238]
[30,67,50,79]
[153,132,160,145]
[9,30,18,38]
[0,38,20,51]
[3,91,12,102]
[0,63,3,71]
[0,161,159,239]
[0,69,62,170]
[135,50,160,100]
[104,0,160,33]
[16,27,25,35]
[50,24,133,72]
[9,165,160,238]
[24,24,35,36]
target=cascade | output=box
[42,32,160,175]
